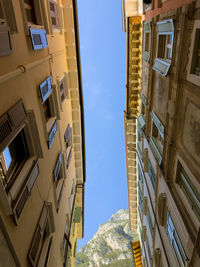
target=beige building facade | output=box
[0,0,85,267]
[123,0,200,266]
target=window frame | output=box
[0,0,18,33]
[143,21,151,63]
[28,202,55,267]
[149,111,164,165]
[53,152,66,211]
[176,161,200,221]
[0,101,43,223]
[39,76,60,149]
[187,20,200,86]
[64,124,72,168]
[152,19,174,76]
[166,211,189,267]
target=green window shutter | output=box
[73,207,82,223]
[152,111,164,138]
[157,19,174,35]
[142,51,150,63]
[144,21,151,33]
[149,137,162,165]
[152,58,171,76]
[141,94,147,106]
[137,114,145,129]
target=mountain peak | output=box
[108,209,129,222]
[76,209,136,267]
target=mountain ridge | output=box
[76,209,137,267]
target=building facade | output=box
[123,0,200,266]
[0,0,85,267]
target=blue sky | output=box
[77,0,128,250]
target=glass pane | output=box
[3,147,12,170]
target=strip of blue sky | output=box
[77,0,127,250]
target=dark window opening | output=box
[43,98,52,122]
[0,129,29,191]
[24,0,37,24]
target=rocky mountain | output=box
[75,209,138,267]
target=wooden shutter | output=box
[0,24,12,56]
[143,197,148,216]
[54,152,62,182]
[0,100,27,152]
[154,248,162,267]
[143,149,148,172]
[13,161,39,222]
[158,193,167,226]
[48,120,57,149]
[149,137,162,165]
[142,226,146,242]
[29,28,48,50]
[39,76,52,103]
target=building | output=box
[123,0,200,266]
[0,0,85,267]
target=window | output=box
[0,130,29,191]
[29,202,55,267]
[148,160,156,190]
[48,0,59,29]
[138,182,143,217]
[69,179,76,213]
[39,76,60,149]
[138,162,143,184]
[146,236,152,265]
[53,152,66,211]
[64,124,72,168]
[0,100,42,223]
[187,20,200,86]
[152,19,174,76]
[190,29,200,77]
[176,162,200,221]
[143,22,151,62]
[0,0,17,33]
[149,111,164,165]
[62,214,71,266]
[143,0,152,11]
[166,212,189,267]
[57,73,69,108]
[147,208,154,237]
[20,0,49,47]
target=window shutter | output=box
[52,85,60,120]
[0,24,12,56]
[144,22,151,33]
[152,58,171,76]
[29,28,48,50]
[154,248,162,267]
[158,193,167,226]
[29,226,43,265]
[143,197,148,216]
[143,149,148,172]
[73,207,82,223]
[48,120,57,149]
[64,124,71,143]
[137,114,145,130]
[39,76,52,103]
[54,152,62,182]
[152,111,164,138]
[0,100,27,152]
[8,100,27,130]
[46,202,55,233]
[64,72,70,99]
[59,77,67,103]
[149,137,162,165]
[67,148,72,169]
[157,19,174,35]
[142,226,146,242]
[13,161,39,221]
[141,94,147,106]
